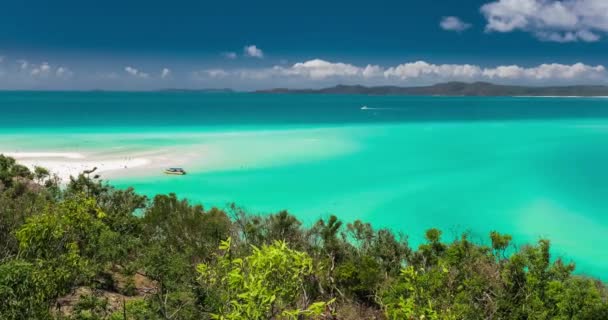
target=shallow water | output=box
[1,92,607,278]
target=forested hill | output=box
[1,154,607,319]
[256,82,608,96]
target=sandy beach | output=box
[2,148,197,182]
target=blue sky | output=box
[1,0,608,90]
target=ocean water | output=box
[1,92,608,278]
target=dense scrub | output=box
[0,154,606,319]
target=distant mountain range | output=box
[158,88,235,93]
[255,82,608,96]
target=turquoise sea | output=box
[1,92,608,278]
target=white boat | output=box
[164,167,187,175]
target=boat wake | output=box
[361,105,399,111]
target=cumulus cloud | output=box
[276,59,378,79]
[192,69,230,80]
[482,62,605,80]
[30,62,52,76]
[384,61,605,82]
[222,52,237,59]
[55,67,73,78]
[17,60,29,70]
[29,62,71,78]
[236,59,382,80]
[481,0,608,42]
[161,68,171,79]
[440,16,472,32]
[1,58,605,90]
[384,61,483,79]
[244,45,264,58]
[7,60,73,81]
[124,66,150,78]
[125,66,137,76]
[196,59,607,85]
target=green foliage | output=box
[33,166,50,182]
[15,196,119,300]
[0,184,51,259]
[109,299,159,320]
[0,154,33,188]
[314,215,343,254]
[382,266,444,320]
[138,241,201,319]
[70,294,111,320]
[65,173,110,199]
[380,231,608,320]
[198,238,333,319]
[335,255,382,304]
[233,209,306,249]
[0,259,53,319]
[143,194,231,261]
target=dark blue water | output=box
[2,91,608,129]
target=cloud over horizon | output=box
[196,59,607,87]
[161,68,171,79]
[1,56,607,90]
[124,66,150,78]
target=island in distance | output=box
[255,81,608,97]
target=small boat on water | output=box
[164,168,187,175]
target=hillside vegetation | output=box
[256,82,608,97]
[0,154,606,319]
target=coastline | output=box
[0,125,361,183]
[2,149,195,182]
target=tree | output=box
[143,194,231,263]
[0,154,33,189]
[490,231,512,262]
[197,238,334,319]
[0,259,53,319]
[15,196,119,300]
[335,255,382,305]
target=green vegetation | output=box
[0,154,606,319]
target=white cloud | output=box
[17,60,29,70]
[161,68,171,79]
[483,62,605,80]
[481,0,608,42]
[195,59,607,85]
[244,45,264,58]
[384,61,483,79]
[222,52,237,59]
[277,59,369,79]
[440,16,472,32]
[2,58,604,90]
[55,67,73,78]
[193,69,230,79]
[384,61,605,82]
[242,59,382,80]
[12,61,73,79]
[125,66,138,76]
[30,62,52,77]
[362,65,384,78]
[124,66,150,78]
